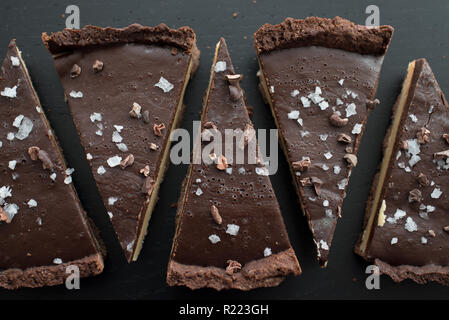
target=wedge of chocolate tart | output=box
[167,38,301,290]
[42,24,200,262]
[355,59,449,285]
[0,40,104,289]
[254,17,393,266]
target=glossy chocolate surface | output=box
[366,59,449,267]
[51,42,192,261]
[258,45,385,264]
[0,41,101,271]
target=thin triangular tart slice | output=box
[167,38,301,291]
[355,59,449,285]
[254,17,393,266]
[42,24,200,262]
[0,40,104,289]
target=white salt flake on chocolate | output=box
[255,167,269,176]
[69,90,83,98]
[155,77,174,93]
[10,56,20,66]
[95,130,103,136]
[107,212,113,219]
[112,131,122,143]
[107,155,122,167]
[421,237,428,244]
[290,89,299,97]
[409,114,418,123]
[404,217,418,232]
[90,112,102,122]
[319,100,329,110]
[324,152,333,160]
[323,200,329,207]
[320,240,329,250]
[270,86,275,93]
[407,139,421,156]
[319,134,328,141]
[337,178,347,190]
[0,141,2,148]
[208,234,221,244]
[214,61,227,72]
[333,165,341,174]
[65,168,75,175]
[13,115,24,128]
[264,247,272,257]
[36,217,42,225]
[238,167,246,174]
[321,164,329,171]
[64,176,72,184]
[338,79,344,86]
[352,123,362,135]
[300,130,310,138]
[225,167,233,175]
[431,188,443,199]
[126,241,134,252]
[8,160,17,170]
[97,166,106,175]
[36,106,41,113]
[0,186,12,200]
[3,203,19,221]
[346,89,358,99]
[226,224,240,236]
[300,96,311,108]
[396,151,402,160]
[116,143,128,152]
[336,98,343,106]
[114,125,123,132]
[86,153,93,160]
[387,208,407,224]
[15,117,33,140]
[195,178,201,183]
[27,199,37,208]
[108,197,118,205]
[391,237,398,245]
[398,162,406,169]
[11,173,19,180]
[195,187,203,196]
[7,132,14,141]
[297,118,303,126]
[409,155,421,167]
[1,86,17,98]
[308,87,324,104]
[287,110,300,119]
[50,173,57,181]
[325,209,333,217]
[53,258,63,265]
[345,103,357,117]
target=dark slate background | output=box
[1,0,448,300]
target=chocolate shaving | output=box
[149,143,158,151]
[129,102,142,118]
[139,165,150,177]
[142,177,155,196]
[416,127,431,144]
[429,230,436,237]
[142,110,150,124]
[344,153,358,167]
[93,60,104,72]
[120,154,134,169]
[70,64,81,78]
[337,133,352,144]
[311,176,323,196]
[229,85,243,101]
[408,189,423,203]
[417,172,430,187]
[216,155,228,170]
[226,260,242,275]
[153,123,166,137]
[329,113,348,127]
[292,157,311,172]
[210,205,222,225]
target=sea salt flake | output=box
[290,89,299,97]
[323,200,329,207]
[300,130,310,138]
[0,186,12,199]
[409,114,418,123]
[270,86,275,93]
[8,160,17,170]
[50,173,57,180]
[96,130,103,136]
[112,131,123,143]
[391,237,398,245]
[27,199,37,208]
[4,203,19,221]
[226,224,240,236]
[65,168,75,175]
[13,115,24,128]
[338,79,344,86]
[409,155,421,167]
[97,166,106,175]
[324,152,333,160]
[209,234,221,244]
[321,164,329,171]
[421,237,428,244]
[431,188,443,199]
[108,197,118,205]
[238,167,246,174]
[64,176,72,184]
[7,132,14,141]
[300,96,311,108]
[346,103,357,117]
[407,139,420,156]
[336,98,343,105]
[287,110,300,119]
[15,117,33,140]
[320,240,329,250]
[405,217,418,232]
[90,112,102,122]
[69,90,83,98]
[352,123,362,135]
[264,247,272,257]
[195,188,203,196]
[333,165,341,174]
[325,209,333,217]
[225,167,233,175]
[214,61,226,72]
[427,205,436,213]
[116,143,128,152]
[155,76,174,93]
[318,100,329,110]
[297,118,303,126]
[113,125,123,132]
[337,178,347,190]
[1,86,17,98]
[319,134,328,141]
[126,241,134,252]
[53,258,63,265]
[255,167,269,176]
[10,56,20,66]
[86,153,93,160]
[107,156,122,167]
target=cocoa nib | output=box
[329,113,348,127]
[93,60,104,72]
[139,165,150,177]
[28,146,40,161]
[225,74,243,86]
[311,176,323,196]
[434,150,449,160]
[70,64,81,78]
[216,155,228,170]
[292,157,311,172]
[416,127,431,144]
[120,154,134,169]
[417,172,430,187]
[443,133,449,144]
[153,123,166,137]
[142,110,150,124]
[129,102,142,118]
[229,85,243,101]
[344,153,358,167]
[337,133,352,144]
[299,177,312,187]
[226,260,242,275]
[210,205,222,225]
[28,146,54,170]
[142,177,155,196]
[408,189,423,203]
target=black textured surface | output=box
[1,0,449,299]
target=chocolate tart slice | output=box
[42,24,200,262]
[355,59,449,285]
[0,40,104,289]
[254,17,393,266]
[167,38,301,291]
